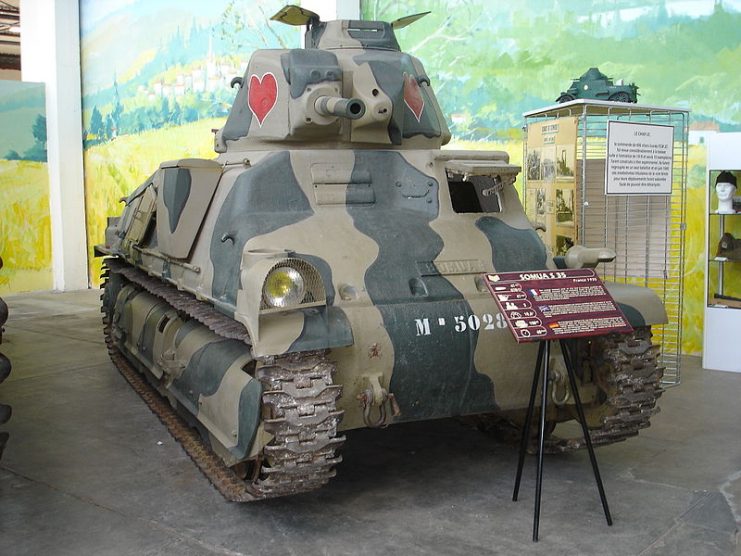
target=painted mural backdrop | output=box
[366,0,740,355]
[81,0,741,353]
[79,0,300,285]
[0,81,51,294]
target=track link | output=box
[102,259,345,501]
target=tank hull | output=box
[100,146,666,499]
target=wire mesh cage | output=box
[523,100,689,386]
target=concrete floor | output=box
[0,289,739,556]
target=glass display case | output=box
[523,101,689,384]
[703,133,741,372]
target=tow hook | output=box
[549,364,571,406]
[357,374,401,428]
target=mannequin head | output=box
[715,171,737,214]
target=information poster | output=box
[525,117,578,256]
[484,269,634,343]
[605,121,673,195]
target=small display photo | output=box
[526,149,541,181]
[555,188,574,225]
[526,187,546,217]
[555,234,574,256]
[541,146,556,181]
[556,144,575,178]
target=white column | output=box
[301,0,360,21]
[20,0,88,291]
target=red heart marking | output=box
[248,73,277,126]
[403,73,425,122]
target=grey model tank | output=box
[96,6,665,501]
[557,67,639,103]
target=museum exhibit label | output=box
[605,121,673,195]
[484,269,633,342]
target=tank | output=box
[0,256,11,460]
[556,67,639,103]
[96,6,665,501]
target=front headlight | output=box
[262,266,306,308]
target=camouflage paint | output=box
[346,20,400,51]
[222,77,254,142]
[162,168,191,233]
[172,338,261,461]
[280,50,341,99]
[355,50,442,143]
[618,303,646,327]
[475,217,548,272]
[287,306,354,353]
[209,151,311,310]
[347,151,495,420]
[107,276,263,464]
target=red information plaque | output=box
[483,269,633,343]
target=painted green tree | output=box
[363,0,741,140]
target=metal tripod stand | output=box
[512,339,613,542]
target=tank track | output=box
[474,327,663,453]
[545,327,664,452]
[102,258,345,501]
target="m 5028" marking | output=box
[414,313,507,336]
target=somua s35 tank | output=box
[96,6,666,501]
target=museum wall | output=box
[0,80,51,294]
[76,0,741,354]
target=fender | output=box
[604,281,668,327]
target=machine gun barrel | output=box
[314,96,366,120]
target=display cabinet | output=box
[523,100,689,384]
[703,133,741,373]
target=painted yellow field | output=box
[679,144,709,355]
[0,160,52,294]
[84,118,223,285]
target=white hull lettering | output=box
[413,313,506,335]
[415,318,431,336]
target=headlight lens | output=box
[263,266,306,308]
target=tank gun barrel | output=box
[314,96,366,120]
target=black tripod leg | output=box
[513,341,545,502]
[560,340,613,526]
[532,340,550,542]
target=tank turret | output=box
[215,7,450,151]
